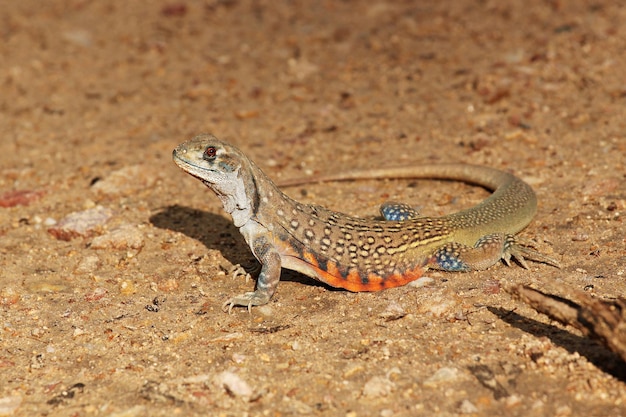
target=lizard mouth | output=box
[172,150,219,183]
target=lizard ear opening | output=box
[203,146,218,161]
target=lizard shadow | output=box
[489,306,626,381]
[149,205,335,290]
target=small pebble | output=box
[0,395,22,415]
[107,405,146,417]
[0,287,20,306]
[423,367,460,387]
[90,225,145,250]
[91,165,158,196]
[231,353,247,364]
[379,301,406,321]
[408,277,435,288]
[419,296,458,317]
[25,282,69,294]
[210,332,243,343]
[119,280,137,296]
[0,189,44,208]
[362,376,395,397]
[43,217,57,226]
[234,110,259,119]
[214,371,253,400]
[482,279,501,295]
[62,30,92,47]
[84,287,108,302]
[48,206,113,241]
[181,374,211,384]
[505,394,522,407]
[555,405,572,416]
[74,255,101,274]
[458,399,479,414]
[157,278,179,292]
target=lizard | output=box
[172,133,559,312]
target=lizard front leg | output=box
[223,234,282,313]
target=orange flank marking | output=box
[321,264,425,292]
[276,240,426,292]
[302,251,319,268]
[299,250,425,292]
[325,261,341,279]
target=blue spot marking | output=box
[433,250,470,272]
[380,202,418,221]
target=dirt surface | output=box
[1,0,625,415]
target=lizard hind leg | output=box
[380,201,420,221]
[428,233,559,272]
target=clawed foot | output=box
[222,291,271,314]
[505,238,561,269]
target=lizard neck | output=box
[224,157,285,228]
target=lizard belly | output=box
[276,240,427,292]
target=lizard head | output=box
[173,134,258,227]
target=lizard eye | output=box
[203,146,217,161]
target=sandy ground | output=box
[1,0,626,416]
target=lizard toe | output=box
[222,291,272,313]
